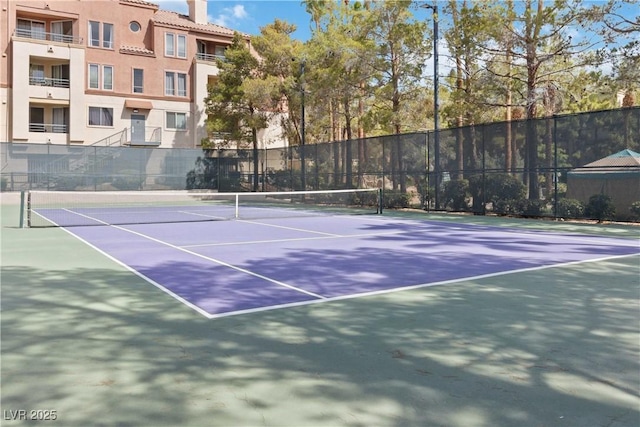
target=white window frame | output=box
[177,34,187,58]
[88,107,114,127]
[164,71,187,97]
[165,32,187,58]
[166,112,187,130]
[88,21,114,49]
[103,22,114,49]
[51,20,73,43]
[88,64,113,90]
[133,68,144,94]
[18,19,46,39]
[88,21,100,47]
[89,63,99,89]
[103,65,113,90]
[165,33,175,56]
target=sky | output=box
[156,0,316,40]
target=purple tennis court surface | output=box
[61,215,639,318]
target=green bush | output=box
[493,199,521,216]
[442,179,469,211]
[469,173,527,215]
[517,199,546,217]
[556,198,585,219]
[383,190,410,209]
[585,194,616,222]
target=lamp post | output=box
[424,3,440,210]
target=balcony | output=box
[14,28,83,45]
[29,76,70,88]
[29,123,68,133]
[195,52,225,63]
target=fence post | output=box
[19,190,25,228]
[553,115,558,219]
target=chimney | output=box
[188,0,207,25]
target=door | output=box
[131,114,145,144]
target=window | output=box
[103,66,113,90]
[88,107,113,127]
[165,33,174,56]
[164,72,174,96]
[51,21,73,43]
[166,33,186,58]
[165,71,187,96]
[51,64,70,88]
[129,21,141,32]
[29,107,45,132]
[88,21,113,48]
[177,34,186,58]
[177,73,187,96]
[166,112,187,130]
[103,23,113,49]
[89,21,100,47]
[52,108,69,133]
[17,19,45,39]
[89,64,99,89]
[133,69,144,93]
[29,64,45,85]
[89,64,113,90]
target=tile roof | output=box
[120,45,155,56]
[153,10,247,37]
[120,0,158,9]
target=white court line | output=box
[47,209,640,319]
[237,219,342,236]
[339,214,640,247]
[205,252,640,319]
[112,225,326,300]
[54,209,326,300]
[181,230,407,248]
[177,210,228,220]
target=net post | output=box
[378,188,383,214]
[19,190,25,228]
[235,193,239,219]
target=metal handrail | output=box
[29,123,67,133]
[29,77,70,88]
[195,52,226,62]
[14,28,83,44]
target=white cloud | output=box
[211,4,249,28]
[232,5,247,19]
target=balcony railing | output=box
[195,52,226,63]
[14,29,83,44]
[29,77,70,88]
[29,123,68,133]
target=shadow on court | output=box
[2,222,639,427]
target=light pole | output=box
[300,59,306,191]
[424,3,440,210]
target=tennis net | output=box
[22,188,382,227]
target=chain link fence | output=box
[2,107,639,221]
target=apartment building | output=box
[0,0,286,149]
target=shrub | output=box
[556,198,585,219]
[383,190,410,209]
[517,199,546,217]
[468,173,526,214]
[442,179,469,211]
[584,194,616,222]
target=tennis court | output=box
[2,190,639,426]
